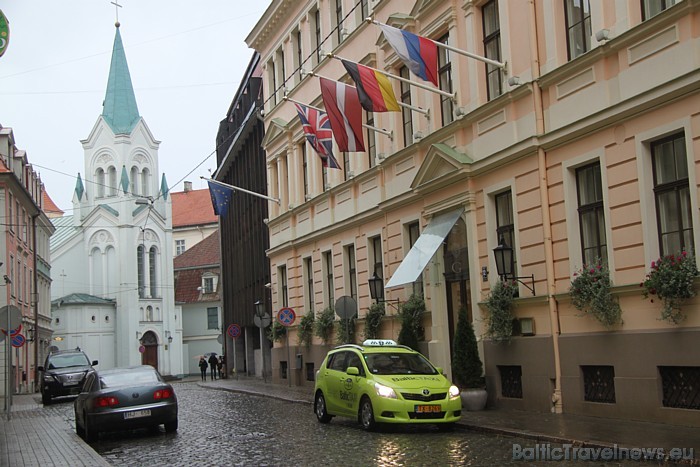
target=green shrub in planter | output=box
[314,306,336,345]
[485,280,517,342]
[452,307,484,389]
[267,320,286,343]
[363,302,385,340]
[569,260,622,328]
[297,312,315,348]
[642,251,698,324]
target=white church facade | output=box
[49,22,183,378]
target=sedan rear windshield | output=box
[47,353,90,369]
[365,352,438,375]
[100,370,160,388]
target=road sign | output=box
[1,323,21,336]
[335,296,358,320]
[254,313,271,328]
[0,305,22,335]
[138,345,146,353]
[227,323,241,339]
[11,333,25,348]
[277,307,296,327]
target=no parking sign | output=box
[277,307,296,327]
[227,323,241,339]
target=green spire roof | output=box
[74,173,84,200]
[102,24,140,134]
[160,174,169,200]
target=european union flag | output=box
[208,181,234,217]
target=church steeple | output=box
[102,23,140,135]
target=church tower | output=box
[50,22,182,377]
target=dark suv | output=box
[38,348,98,405]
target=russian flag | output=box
[380,23,438,87]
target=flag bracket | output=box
[202,177,281,205]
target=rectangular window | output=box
[9,256,14,297]
[498,365,523,399]
[366,111,376,167]
[203,277,214,293]
[437,33,453,125]
[137,247,145,299]
[361,0,369,22]
[582,365,616,403]
[345,245,357,300]
[642,0,681,20]
[343,152,350,181]
[495,190,517,287]
[565,0,591,60]
[651,132,693,256]
[279,48,286,98]
[576,162,607,265]
[400,66,413,147]
[305,257,315,316]
[659,366,700,410]
[322,164,329,192]
[408,222,424,297]
[313,8,321,65]
[323,251,334,306]
[335,0,343,44]
[270,59,277,106]
[371,235,383,280]
[301,143,309,197]
[279,265,288,307]
[175,239,186,256]
[22,210,27,242]
[295,29,303,83]
[483,0,503,100]
[8,194,13,233]
[17,259,21,302]
[207,307,218,330]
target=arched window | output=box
[149,246,157,298]
[130,166,139,195]
[146,305,153,321]
[141,168,150,197]
[108,166,117,196]
[137,245,145,298]
[96,169,105,198]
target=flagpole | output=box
[324,53,455,100]
[203,177,281,205]
[369,19,506,69]
[283,96,394,139]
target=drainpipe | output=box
[528,0,562,413]
[32,214,39,393]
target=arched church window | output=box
[130,166,139,195]
[137,245,145,298]
[149,246,157,298]
[96,168,105,198]
[146,305,153,321]
[108,166,117,196]
[141,168,150,197]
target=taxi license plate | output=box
[124,409,151,419]
[415,405,441,413]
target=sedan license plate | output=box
[415,405,441,413]
[124,409,151,419]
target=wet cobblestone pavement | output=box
[39,381,646,466]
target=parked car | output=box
[74,365,178,442]
[37,348,98,405]
[313,339,462,431]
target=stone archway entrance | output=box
[141,331,159,369]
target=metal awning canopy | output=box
[385,207,464,289]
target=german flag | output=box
[342,59,400,113]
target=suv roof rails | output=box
[333,344,364,351]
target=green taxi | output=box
[313,339,462,430]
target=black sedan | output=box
[74,365,178,442]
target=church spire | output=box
[102,23,140,134]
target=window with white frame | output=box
[176,239,186,256]
[651,132,693,256]
[202,276,215,293]
[305,257,315,316]
[294,28,303,83]
[312,8,321,66]
[323,251,334,307]
[576,162,607,265]
[483,0,503,100]
[438,33,453,125]
[642,0,681,20]
[495,190,516,269]
[207,307,219,330]
[400,66,413,147]
[565,0,591,60]
[301,143,309,197]
[334,0,343,45]
[345,244,357,300]
[370,235,383,280]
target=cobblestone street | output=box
[26,381,642,466]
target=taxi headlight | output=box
[449,385,460,398]
[374,382,397,399]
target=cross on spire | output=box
[110,0,122,26]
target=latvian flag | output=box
[319,77,365,153]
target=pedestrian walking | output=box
[208,353,218,380]
[198,357,208,381]
[217,356,224,379]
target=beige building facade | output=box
[247,0,700,426]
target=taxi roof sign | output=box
[362,339,397,347]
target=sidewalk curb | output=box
[197,382,313,406]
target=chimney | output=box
[184,181,192,192]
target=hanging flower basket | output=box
[569,260,622,328]
[641,251,698,324]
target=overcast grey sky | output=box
[1,1,269,212]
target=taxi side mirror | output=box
[346,366,360,376]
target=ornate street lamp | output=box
[492,237,535,296]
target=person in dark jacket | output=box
[208,354,218,380]
[198,357,208,381]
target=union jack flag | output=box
[294,103,340,169]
